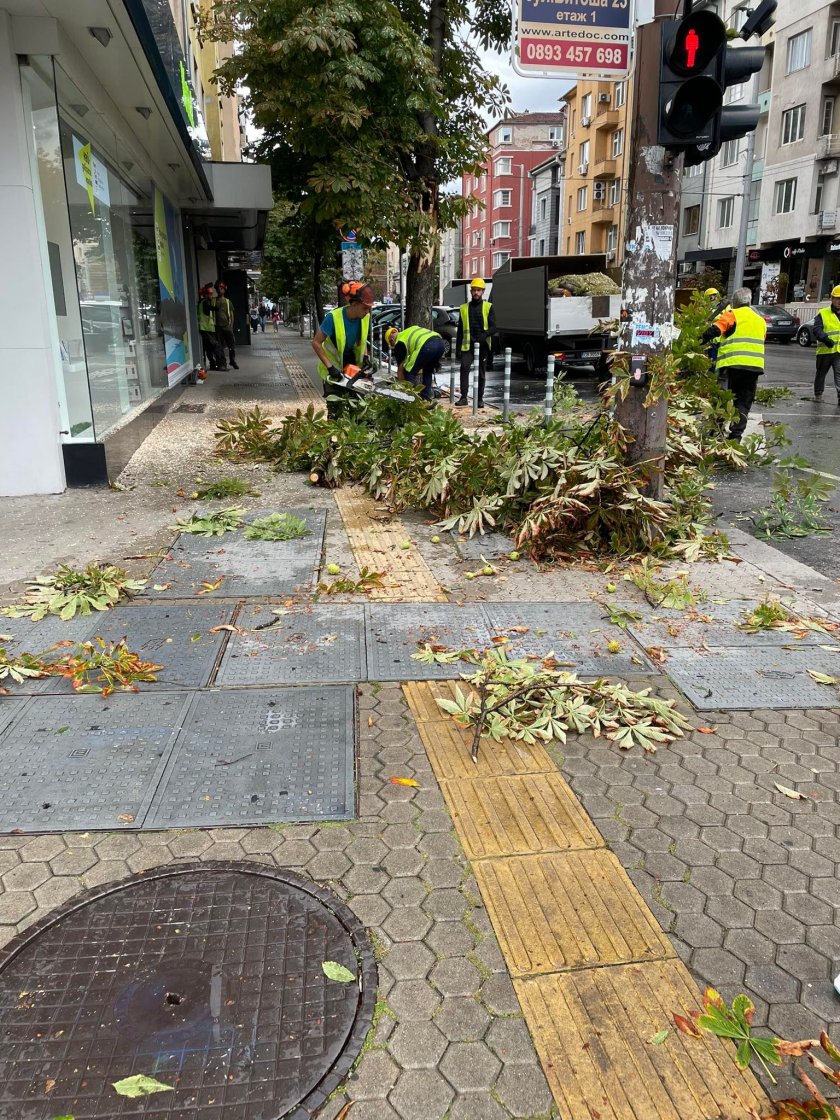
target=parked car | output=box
[755,304,799,343]
[797,317,818,347]
[432,306,459,358]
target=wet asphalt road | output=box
[475,342,840,579]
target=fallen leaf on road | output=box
[696,727,718,735]
[322,961,355,983]
[507,626,529,634]
[118,814,135,823]
[491,635,510,644]
[152,584,170,591]
[112,1075,173,1098]
[389,776,420,788]
[190,632,202,642]
[367,716,375,727]
[209,625,240,633]
[775,782,806,800]
[672,1013,702,1039]
[334,1103,354,1120]
[649,1030,669,1046]
[44,1078,56,1093]
[646,646,668,665]
[808,670,839,685]
[197,579,223,595]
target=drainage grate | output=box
[663,645,840,710]
[365,603,494,680]
[144,686,355,827]
[0,862,376,1120]
[218,604,365,685]
[143,509,326,598]
[482,602,658,675]
[0,692,190,832]
[626,599,833,649]
[174,402,207,413]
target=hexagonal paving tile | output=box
[388,979,441,1023]
[389,1021,447,1069]
[440,1041,502,1093]
[389,1069,454,1120]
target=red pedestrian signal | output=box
[684,28,699,69]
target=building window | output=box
[579,140,590,167]
[781,104,806,145]
[822,97,835,136]
[611,129,624,157]
[577,186,588,211]
[494,157,512,175]
[683,205,701,235]
[539,239,545,254]
[540,197,547,220]
[721,139,739,166]
[786,29,811,74]
[492,220,511,238]
[614,81,625,108]
[815,180,824,214]
[493,189,512,207]
[549,126,562,141]
[684,162,702,177]
[498,126,512,143]
[575,231,586,253]
[774,177,797,214]
[717,196,735,228]
[492,251,511,268]
[479,173,486,192]
[581,93,592,121]
[831,19,840,57]
[748,179,760,223]
[472,231,481,246]
[606,224,618,252]
[609,177,621,205]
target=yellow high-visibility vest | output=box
[716,306,766,372]
[459,301,491,352]
[317,308,369,380]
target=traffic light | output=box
[658,2,774,166]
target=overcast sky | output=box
[479,45,572,120]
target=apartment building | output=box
[678,0,840,301]
[561,79,632,265]
[461,111,566,278]
[189,0,245,163]
[530,152,566,257]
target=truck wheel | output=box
[524,343,539,376]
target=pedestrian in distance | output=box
[812,285,840,404]
[455,277,496,409]
[272,307,280,332]
[311,282,374,407]
[702,287,767,442]
[197,285,223,371]
[213,281,237,370]
[249,305,260,334]
[258,300,267,332]
[385,325,446,402]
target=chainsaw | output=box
[325,360,415,403]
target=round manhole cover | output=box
[0,861,376,1119]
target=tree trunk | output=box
[406,240,437,327]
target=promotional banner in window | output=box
[153,186,190,383]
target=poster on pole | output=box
[513,0,635,81]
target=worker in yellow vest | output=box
[455,278,496,408]
[702,287,767,441]
[813,285,840,403]
[197,285,223,370]
[311,282,374,391]
[385,324,445,401]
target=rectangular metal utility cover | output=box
[482,603,658,676]
[143,509,326,598]
[663,646,840,710]
[218,604,365,686]
[0,614,102,692]
[365,604,494,680]
[626,600,833,649]
[42,602,237,693]
[0,693,190,832]
[145,686,355,827]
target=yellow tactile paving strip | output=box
[406,682,768,1120]
[278,347,446,603]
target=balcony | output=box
[591,200,616,224]
[595,108,620,130]
[819,134,840,159]
[823,51,840,86]
[593,157,617,178]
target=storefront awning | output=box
[187,162,273,252]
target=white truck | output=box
[490,254,620,377]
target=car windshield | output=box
[758,305,788,316]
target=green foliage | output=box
[194,477,259,500]
[317,567,386,595]
[0,639,161,697]
[752,462,832,539]
[243,513,310,541]
[738,596,837,637]
[174,507,245,537]
[112,1075,173,1099]
[624,558,697,610]
[215,406,276,461]
[755,386,795,407]
[413,645,691,760]
[1,564,146,622]
[683,266,724,293]
[0,647,51,687]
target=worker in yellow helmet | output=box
[385,324,445,400]
[812,285,840,403]
[703,286,728,373]
[702,287,766,441]
[455,278,496,408]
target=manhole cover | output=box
[0,862,376,1119]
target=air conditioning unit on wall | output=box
[581,115,592,127]
[598,93,611,104]
[593,181,606,200]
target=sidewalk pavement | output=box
[0,330,839,1116]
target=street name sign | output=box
[513,0,635,80]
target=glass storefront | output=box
[22,57,191,444]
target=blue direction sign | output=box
[514,0,635,81]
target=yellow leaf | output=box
[774,782,806,800]
[389,776,420,788]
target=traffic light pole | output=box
[615,0,680,501]
[730,73,759,296]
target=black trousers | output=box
[216,328,236,365]
[814,353,840,398]
[407,338,446,401]
[200,330,222,369]
[726,368,759,441]
[459,344,489,402]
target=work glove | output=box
[326,365,343,381]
